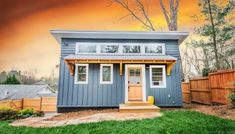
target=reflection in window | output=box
[77,44,96,53]
[145,45,163,54]
[101,45,119,53]
[123,45,140,53]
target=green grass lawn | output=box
[0,110,235,134]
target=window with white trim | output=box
[75,64,89,84]
[150,65,166,88]
[100,64,113,84]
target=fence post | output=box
[40,97,42,111]
[22,98,24,110]
[21,98,23,110]
[189,80,192,103]
[208,75,213,105]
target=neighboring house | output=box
[51,30,188,112]
[0,85,56,100]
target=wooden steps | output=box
[119,101,160,113]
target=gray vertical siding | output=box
[58,63,125,107]
[57,38,182,107]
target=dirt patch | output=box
[48,109,118,121]
[183,103,235,120]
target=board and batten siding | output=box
[57,38,182,108]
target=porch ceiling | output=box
[64,54,177,76]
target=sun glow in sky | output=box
[0,0,202,77]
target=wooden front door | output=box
[128,67,142,101]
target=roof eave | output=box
[50,30,189,44]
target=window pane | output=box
[130,76,141,84]
[145,45,163,54]
[101,45,119,53]
[77,45,96,53]
[123,45,140,53]
[136,69,140,76]
[152,76,163,81]
[129,69,135,76]
[152,72,162,76]
[102,66,111,74]
[152,68,162,73]
[103,74,111,81]
[78,66,86,73]
[78,74,86,81]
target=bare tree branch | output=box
[112,0,155,31]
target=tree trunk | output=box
[207,0,220,70]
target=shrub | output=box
[0,107,17,120]
[229,93,235,107]
[202,68,211,76]
[17,109,34,118]
[17,109,44,118]
[228,82,235,107]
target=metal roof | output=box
[51,30,189,44]
[0,85,56,100]
[64,54,177,61]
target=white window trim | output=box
[75,42,165,55]
[74,64,89,84]
[100,64,113,84]
[150,65,166,88]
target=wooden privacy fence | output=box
[0,97,57,112]
[182,69,235,105]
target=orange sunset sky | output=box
[0,0,203,77]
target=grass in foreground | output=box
[0,110,235,134]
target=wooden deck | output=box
[119,101,160,113]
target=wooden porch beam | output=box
[120,62,123,76]
[64,59,177,76]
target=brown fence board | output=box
[190,77,211,105]
[41,97,57,112]
[182,82,191,103]
[209,69,235,104]
[23,98,41,111]
[0,97,57,112]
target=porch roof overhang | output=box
[64,54,177,76]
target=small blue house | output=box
[51,30,188,112]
